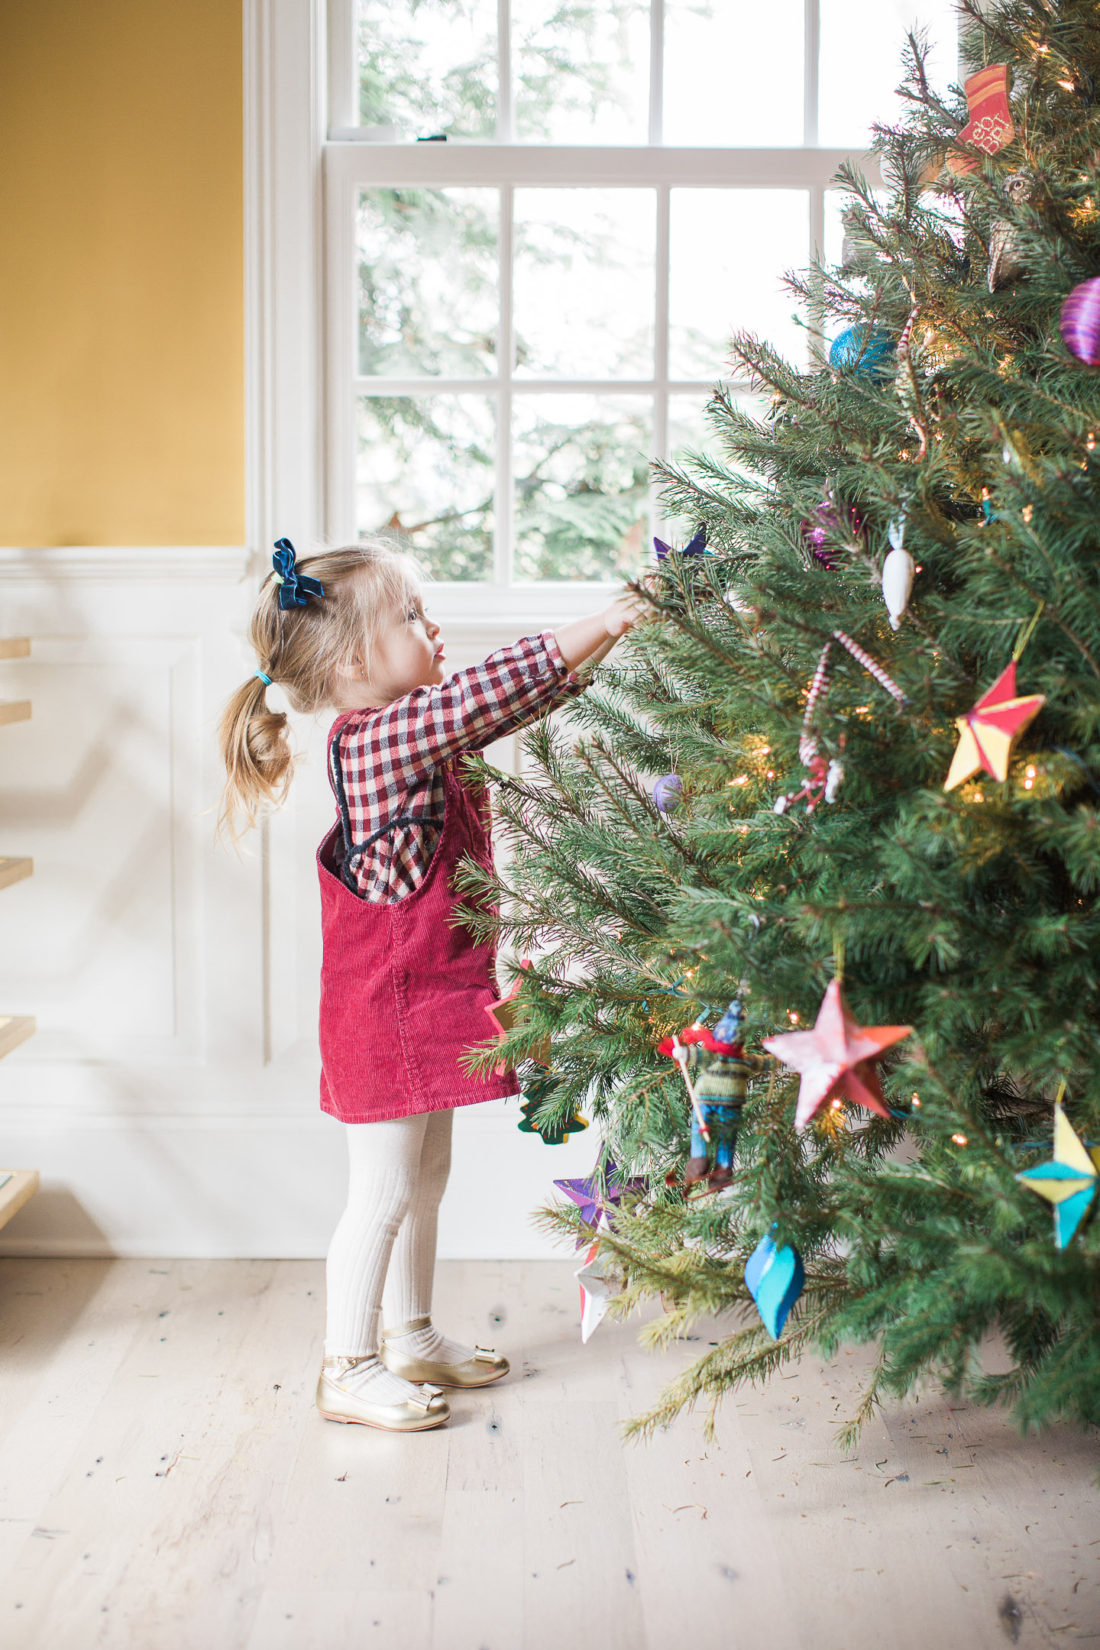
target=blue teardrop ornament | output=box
[745,1230,804,1339]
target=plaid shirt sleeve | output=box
[332,630,589,844]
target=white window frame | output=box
[247,0,890,625]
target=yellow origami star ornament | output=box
[1016,1099,1100,1249]
[944,661,1046,791]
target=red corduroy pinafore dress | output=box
[316,711,521,1124]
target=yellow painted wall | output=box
[0,1,244,546]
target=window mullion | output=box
[804,0,822,371]
[498,0,512,142]
[497,184,515,585]
[803,0,820,146]
[325,157,357,543]
[648,0,664,147]
[326,0,357,134]
[652,183,670,536]
[808,182,826,370]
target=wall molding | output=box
[243,0,325,569]
[0,545,250,583]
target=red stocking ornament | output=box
[946,64,1015,175]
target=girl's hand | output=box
[553,576,659,671]
[602,577,657,639]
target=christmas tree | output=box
[453,0,1100,1444]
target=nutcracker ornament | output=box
[987,172,1035,293]
[659,1000,771,1191]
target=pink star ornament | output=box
[762,979,913,1132]
[944,661,1045,791]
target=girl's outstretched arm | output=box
[554,586,651,671]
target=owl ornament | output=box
[988,172,1034,294]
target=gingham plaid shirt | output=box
[328,630,589,903]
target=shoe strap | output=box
[323,1353,375,1376]
[384,1313,432,1338]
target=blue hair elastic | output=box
[255,670,272,686]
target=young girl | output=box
[217,537,649,1434]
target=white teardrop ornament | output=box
[882,546,915,631]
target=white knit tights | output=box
[324,1107,478,1367]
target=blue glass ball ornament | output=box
[828,327,896,380]
[653,774,683,813]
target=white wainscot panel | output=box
[0,636,202,1062]
[0,1102,600,1259]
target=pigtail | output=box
[215,675,297,850]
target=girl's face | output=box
[339,587,446,708]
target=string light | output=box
[911,1092,921,1108]
[1022,504,1034,523]
[788,1011,800,1025]
[952,1133,968,1146]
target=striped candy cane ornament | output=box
[774,634,907,814]
[832,630,908,704]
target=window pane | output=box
[818,0,959,149]
[512,0,649,144]
[666,389,768,472]
[514,190,655,378]
[358,189,499,378]
[823,185,890,268]
[357,0,496,139]
[513,394,650,581]
[356,396,495,580]
[664,0,803,146]
[669,191,809,376]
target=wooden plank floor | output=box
[0,1258,1096,1650]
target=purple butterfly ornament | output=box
[654,527,709,562]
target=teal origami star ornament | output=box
[1016,1099,1100,1249]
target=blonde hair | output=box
[215,537,424,849]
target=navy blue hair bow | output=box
[272,538,325,609]
[653,525,708,562]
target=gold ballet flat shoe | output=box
[379,1314,510,1388]
[316,1354,450,1431]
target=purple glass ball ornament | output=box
[653,774,683,814]
[1060,277,1100,367]
[800,493,865,569]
